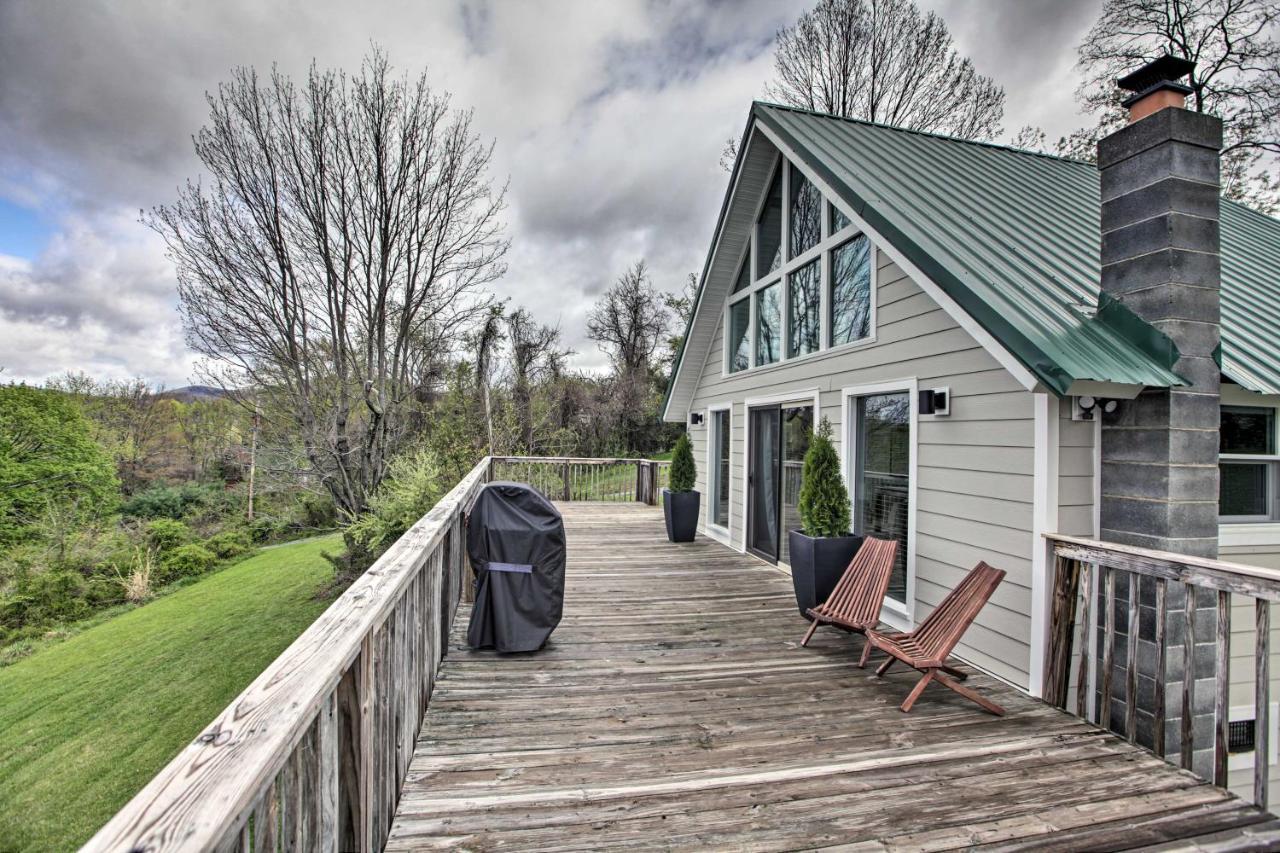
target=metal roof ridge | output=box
[750,101,1099,169]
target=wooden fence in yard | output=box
[1043,533,1280,811]
[82,455,668,853]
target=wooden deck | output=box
[386,503,1279,851]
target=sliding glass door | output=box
[748,402,813,564]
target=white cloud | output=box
[0,0,1101,384]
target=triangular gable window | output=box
[755,167,783,279]
[725,158,874,377]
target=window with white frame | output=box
[709,408,731,528]
[1221,404,1279,522]
[725,158,873,376]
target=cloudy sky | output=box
[0,0,1100,386]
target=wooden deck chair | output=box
[860,561,1007,716]
[799,536,898,647]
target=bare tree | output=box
[148,50,508,516]
[722,0,1004,169]
[586,261,672,452]
[1077,0,1280,209]
[586,261,670,377]
[506,309,568,453]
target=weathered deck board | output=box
[387,503,1273,851]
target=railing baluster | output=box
[1214,589,1231,788]
[1102,567,1116,730]
[1154,577,1167,758]
[1075,561,1093,721]
[1126,573,1140,743]
[1257,598,1270,809]
[1182,581,1195,771]
[319,690,339,853]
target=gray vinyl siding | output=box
[686,246,1037,688]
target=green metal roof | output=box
[752,102,1280,396]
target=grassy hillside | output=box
[0,534,341,852]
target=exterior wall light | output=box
[1073,396,1119,421]
[919,388,950,416]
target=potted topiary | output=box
[663,432,700,542]
[788,417,862,618]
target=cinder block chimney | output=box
[1098,55,1223,559]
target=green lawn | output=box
[0,535,341,852]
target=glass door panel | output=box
[748,406,780,561]
[854,392,911,603]
[779,405,813,565]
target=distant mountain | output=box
[159,385,234,402]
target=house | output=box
[663,56,1280,761]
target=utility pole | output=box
[247,402,260,522]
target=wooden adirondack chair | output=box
[860,561,1007,716]
[799,536,898,647]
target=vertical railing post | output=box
[646,461,659,506]
[1043,553,1080,708]
[1257,598,1270,809]
[562,462,571,501]
[1214,590,1231,788]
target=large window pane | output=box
[732,244,751,293]
[831,234,872,346]
[711,409,731,527]
[787,259,820,359]
[727,299,750,373]
[1221,462,1269,517]
[755,282,780,366]
[855,392,911,603]
[756,168,783,279]
[829,201,850,235]
[1222,405,1274,454]
[780,405,813,565]
[789,168,821,259]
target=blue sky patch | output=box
[0,196,52,259]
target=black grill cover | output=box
[465,481,566,653]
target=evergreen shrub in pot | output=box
[789,418,862,618]
[662,432,700,542]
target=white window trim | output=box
[705,403,733,543]
[723,156,877,378]
[1219,390,1280,530]
[741,388,823,560]
[841,379,918,629]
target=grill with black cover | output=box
[465,481,566,653]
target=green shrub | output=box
[346,447,446,557]
[146,519,191,552]
[160,544,218,582]
[669,432,696,493]
[0,571,90,630]
[122,482,230,521]
[204,529,253,559]
[798,418,851,538]
[0,385,119,547]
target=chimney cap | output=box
[1117,55,1196,106]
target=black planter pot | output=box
[663,489,700,542]
[788,529,864,618]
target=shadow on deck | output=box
[387,503,1278,851]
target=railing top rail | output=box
[83,456,493,852]
[489,455,669,465]
[1045,532,1280,601]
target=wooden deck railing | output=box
[83,455,669,853]
[1043,533,1280,811]
[489,455,670,505]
